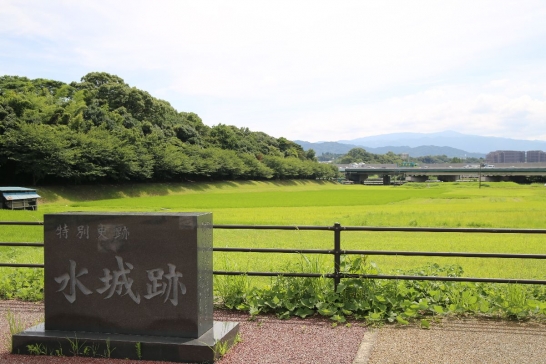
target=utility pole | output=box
[479,163,482,189]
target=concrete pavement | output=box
[354,317,546,364]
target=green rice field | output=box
[1,180,545,281]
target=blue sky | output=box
[1,0,545,142]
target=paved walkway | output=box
[354,317,546,364]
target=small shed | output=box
[0,187,41,210]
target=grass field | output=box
[1,180,545,281]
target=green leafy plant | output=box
[5,309,27,351]
[66,335,87,357]
[26,343,49,355]
[82,343,99,357]
[135,342,142,360]
[0,269,43,301]
[215,255,546,326]
[102,338,116,358]
[214,340,230,358]
[6,309,25,335]
[203,332,242,361]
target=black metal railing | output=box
[0,221,44,268]
[2,221,546,289]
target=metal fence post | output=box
[333,222,341,292]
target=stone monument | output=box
[12,212,239,363]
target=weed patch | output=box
[214,256,546,325]
[5,309,26,351]
[0,268,43,301]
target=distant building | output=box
[527,150,546,163]
[0,187,41,210]
[486,150,526,164]
[486,150,546,163]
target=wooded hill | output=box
[0,72,337,185]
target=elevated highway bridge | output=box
[343,163,546,185]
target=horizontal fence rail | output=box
[0,242,44,247]
[0,221,45,267]
[2,221,546,288]
[0,221,43,226]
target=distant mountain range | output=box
[295,131,546,158]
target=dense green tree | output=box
[0,72,331,184]
[338,148,374,164]
[305,149,317,161]
[146,137,193,180]
[312,162,339,179]
[0,124,75,184]
[238,153,274,179]
[416,155,451,164]
[208,124,240,150]
[317,152,343,162]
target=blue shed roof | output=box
[2,193,41,201]
[0,187,37,193]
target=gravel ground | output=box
[0,300,367,364]
[4,300,545,364]
[368,316,546,364]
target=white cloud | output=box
[270,76,546,142]
[1,0,546,141]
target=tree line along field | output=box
[0,73,337,186]
[1,180,545,284]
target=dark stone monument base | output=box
[12,321,239,363]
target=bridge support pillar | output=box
[382,175,391,185]
[484,176,502,182]
[346,173,368,183]
[507,176,528,183]
[438,175,458,182]
[407,176,427,182]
